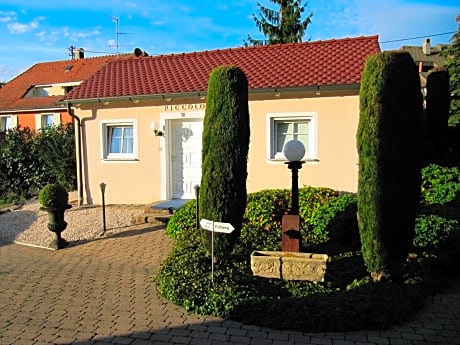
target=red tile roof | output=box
[0,55,124,112]
[66,35,380,101]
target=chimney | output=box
[72,48,85,60]
[422,38,431,55]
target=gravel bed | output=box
[0,199,146,249]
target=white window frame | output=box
[35,113,60,130]
[0,115,17,131]
[266,112,318,162]
[100,119,138,161]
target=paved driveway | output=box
[1,224,459,345]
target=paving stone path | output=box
[1,224,459,345]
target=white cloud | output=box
[7,17,41,34]
[0,11,17,22]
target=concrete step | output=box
[142,204,175,214]
[133,212,173,225]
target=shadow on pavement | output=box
[65,223,166,248]
[0,209,37,248]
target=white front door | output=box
[170,119,203,199]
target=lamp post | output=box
[282,140,305,252]
[284,140,305,215]
[99,182,107,234]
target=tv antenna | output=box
[108,16,132,55]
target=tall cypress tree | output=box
[424,69,450,161]
[245,0,313,46]
[199,65,250,263]
[357,51,423,281]
[442,16,460,127]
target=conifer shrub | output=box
[424,68,450,162]
[199,65,250,262]
[357,51,424,280]
[38,183,69,209]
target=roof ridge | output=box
[33,53,130,66]
[139,34,380,60]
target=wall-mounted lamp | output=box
[150,121,165,137]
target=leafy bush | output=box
[0,126,41,197]
[156,180,460,332]
[0,124,76,199]
[414,215,458,249]
[165,200,197,238]
[421,164,460,205]
[158,167,460,332]
[35,124,77,191]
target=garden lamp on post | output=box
[100,182,107,235]
[282,140,305,252]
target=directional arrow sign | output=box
[200,219,235,233]
[200,219,214,231]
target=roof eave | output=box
[0,105,67,114]
[59,83,361,106]
[251,83,360,95]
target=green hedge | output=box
[0,124,76,198]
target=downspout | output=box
[67,102,84,205]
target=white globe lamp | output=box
[283,140,305,162]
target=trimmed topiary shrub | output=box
[199,65,250,262]
[38,183,69,209]
[424,68,451,163]
[357,51,424,280]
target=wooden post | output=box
[282,214,301,252]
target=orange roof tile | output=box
[66,35,380,101]
[0,55,125,112]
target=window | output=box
[42,114,54,127]
[0,115,17,131]
[101,119,138,160]
[35,113,60,130]
[267,112,317,161]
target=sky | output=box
[0,0,458,82]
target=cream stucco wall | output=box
[74,92,359,205]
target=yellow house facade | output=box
[62,36,381,205]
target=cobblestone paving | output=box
[1,224,459,345]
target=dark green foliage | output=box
[442,18,460,127]
[157,168,460,332]
[0,124,76,199]
[424,69,451,161]
[38,183,69,208]
[35,124,77,190]
[415,164,460,255]
[165,200,196,238]
[421,164,460,205]
[199,65,250,261]
[157,177,460,331]
[169,187,358,253]
[414,215,458,249]
[357,51,424,278]
[0,126,41,197]
[246,0,313,46]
